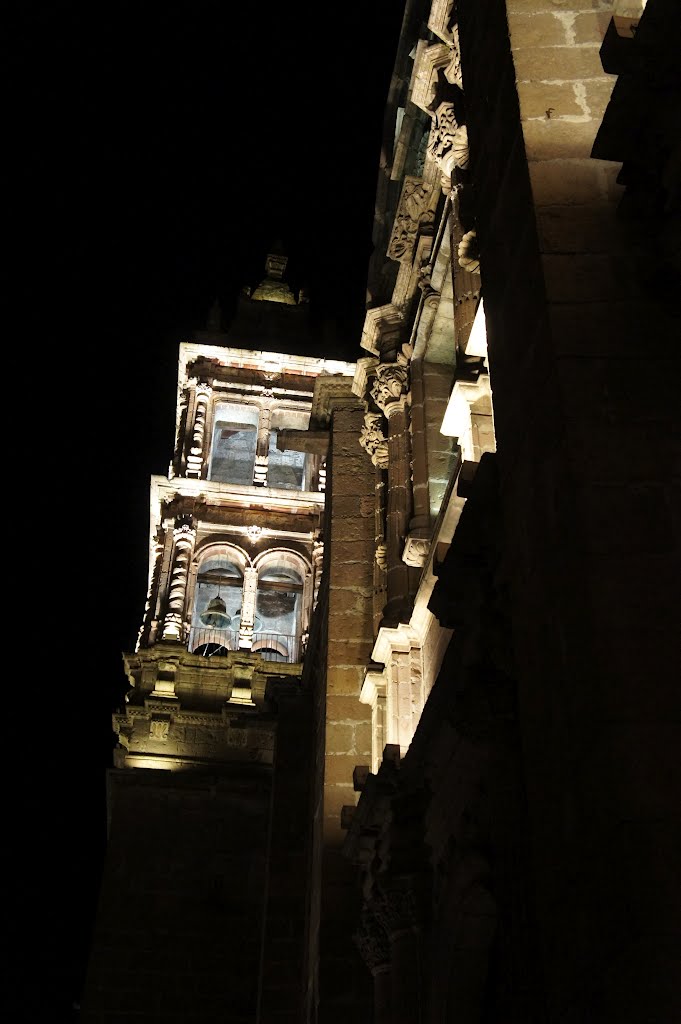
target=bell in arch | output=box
[200,595,231,628]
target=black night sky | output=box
[16,3,404,1020]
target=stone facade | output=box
[82,2,680,1022]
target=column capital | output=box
[370,363,410,416]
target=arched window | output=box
[189,554,243,656]
[253,563,304,662]
[209,402,259,484]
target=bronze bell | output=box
[199,595,231,628]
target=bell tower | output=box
[80,255,357,1022]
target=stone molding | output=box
[361,304,404,358]
[428,0,457,46]
[310,373,358,426]
[411,40,452,113]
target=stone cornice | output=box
[361,304,404,358]
[410,40,452,113]
[352,356,379,399]
[310,374,360,427]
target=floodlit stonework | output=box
[81,1,680,1021]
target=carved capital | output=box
[370,364,410,416]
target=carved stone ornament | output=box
[359,412,390,468]
[402,535,430,568]
[458,229,481,273]
[149,715,170,742]
[353,909,391,973]
[387,177,435,263]
[370,363,410,415]
[427,102,468,178]
[375,543,388,571]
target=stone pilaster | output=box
[253,404,272,486]
[185,382,212,479]
[360,669,387,774]
[370,363,413,627]
[161,516,196,642]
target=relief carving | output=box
[402,535,430,568]
[359,412,390,469]
[387,177,435,263]
[427,102,469,179]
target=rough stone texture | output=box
[456,0,681,1019]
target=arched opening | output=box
[254,561,304,662]
[190,552,243,656]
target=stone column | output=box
[185,382,212,479]
[358,411,390,630]
[238,566,258,649]
[253,404,272,486]
[370,363,413,626]
[161,516,196,642]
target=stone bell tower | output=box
[79,255,358,1023]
